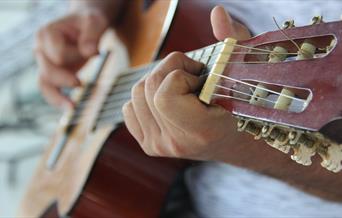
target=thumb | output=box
[211,6,236,41]
[211,6,251,41]
[78,11,108,57]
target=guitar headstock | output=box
[199,17,342,173]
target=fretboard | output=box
[70,42,224,130]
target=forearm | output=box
[216,117,342,202]
[70,0,127,25]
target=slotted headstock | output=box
[199,18,342,173]
[212,19,342,137]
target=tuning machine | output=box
[283,20,295,29]
[261,125,291,153]
[318,143,342,173]
[288,131,316,166]
[237,119,262,139]
[311,16,324,24]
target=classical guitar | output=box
[19,1,218,217]
[19,1,342,217]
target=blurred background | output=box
[0,0,66,216]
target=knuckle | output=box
[140,143,157,157]
[154,90,168,111]
[167,51,185,62]
[131,80,145,97]
[153,70,183,110]
[168,69,185,82]
[168,137,187,157]
[145,71,163,92]
[146,140,166,157]
[53,51,65,66]
[195,130,212,147]
[122,101,131,113]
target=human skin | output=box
[35,0,126,109]
[35,1,342,202]
[123,6,342,202]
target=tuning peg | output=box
[266,138,291,154]
[237,119,262,139]
[326,38,337,52]
[296,40,316,60]
[319,143,342,173]
[263,127,291,153]
[283,20,295,29]
[311,16,324,24]
[249,84,268,106]
[291,143,316,166]
[268,46,288,63]
[288,130,303,145]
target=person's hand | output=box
[122,6,251,160]
[35,9,109,109]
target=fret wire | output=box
[92,60,158,129]
[100,98,129,113]
[83,48,219,126]
[200,44,216,76]
[104,91,131,104]
[190,50,196,59]
[75,82,133,114]
[78,46,222,126]
[79,44,281,106]
[71,40,303,127]
[98,107,124,122]
[198,49,205,63]
[93,109,123,127]
[73,94,130,122]
[95,113,124,129]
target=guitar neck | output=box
[89,42,224,129]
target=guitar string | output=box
[210,72,306,103]
[71,66,305,124]
[79,56,305,119]
[68,41,308,125]
[81,40,302,99]
[68,71,300,127]
[79,36,307,102]
[78,47,300,105]
[90,87,286,128]
[215,84,276,105]
[69,22,313,128]
[79,49,298,99]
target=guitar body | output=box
[19,0,218,217]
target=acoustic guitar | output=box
[19,0,342,217]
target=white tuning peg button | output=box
[291,144,316,166]
[320,143,342,173]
